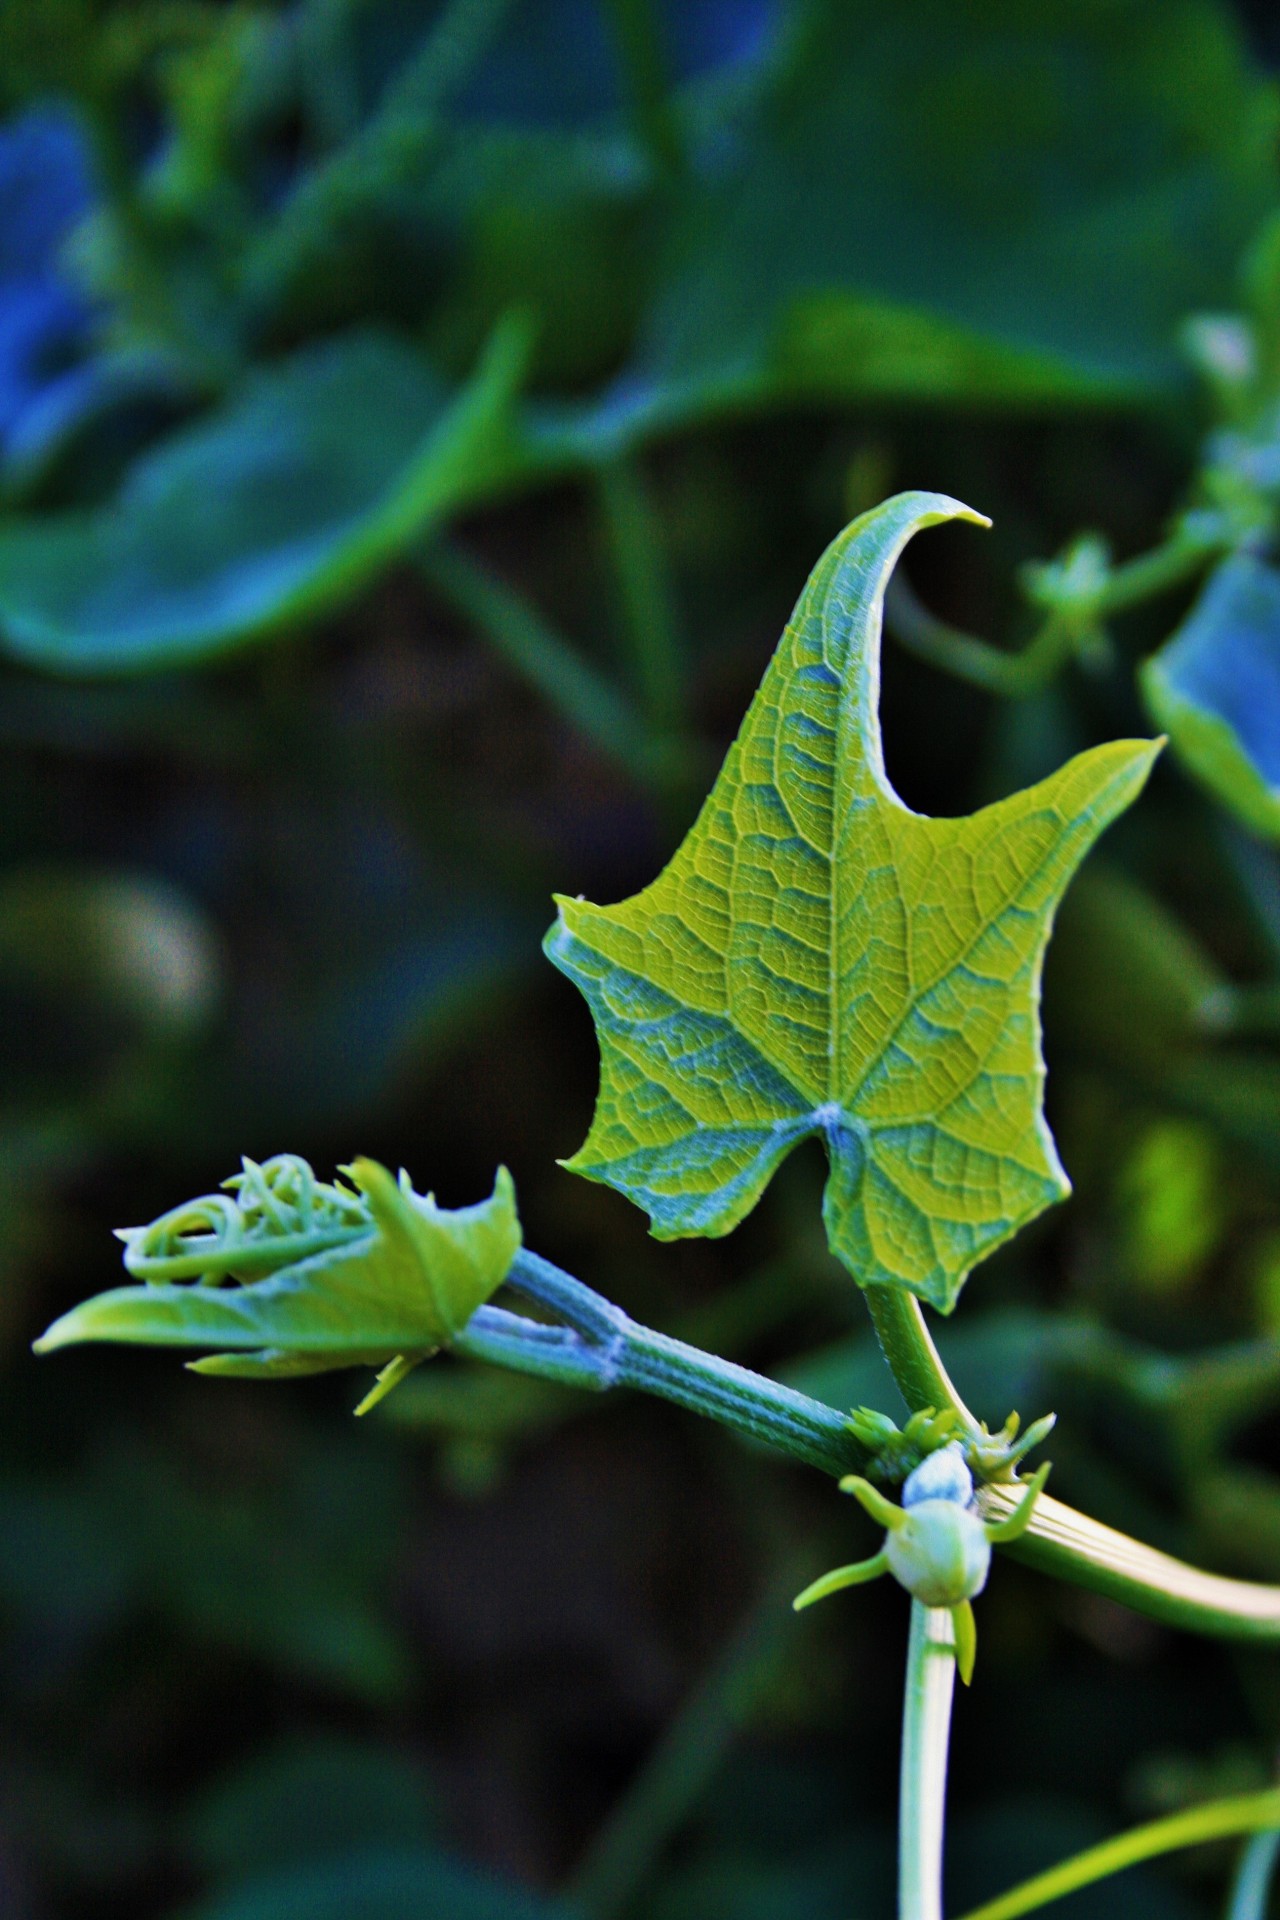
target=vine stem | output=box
[420,540,659,785]
[456,1249,868,1478]
[900,1602,958,1920]
[446,1249,1280,1642]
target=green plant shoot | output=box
[34,1153,520,1408]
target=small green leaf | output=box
[1142,552,1280,840]
[546,493,1158,1311]
[33,1154,521,1394]
[0,321,526,673]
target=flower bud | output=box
[885,1499,991,1605]
[902,1441,973,1510]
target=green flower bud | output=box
[885,1498,992,1606]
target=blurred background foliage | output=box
[10,1,1280,1916]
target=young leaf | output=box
[546,493,1159,1311]
[33,1154,521,1397]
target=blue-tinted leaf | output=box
[0,107,97,460]
[0,323,526,672]
[1142,553,1280,839]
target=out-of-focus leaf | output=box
[0,106,196,503]
[1142,553,1280,840]
[178,1848,571,1920]
[638,0,1278,413]
[546,494,1157,1309]
[1046,867,1280,1164]
[1046,866,1223,1070]
[1114,1118,1224,1292]
[0,1436,412,1702]
[0,108,95,459]
[34,1155,521,1390]
[0,866,220,1126]
[0,322,526,672]
[0,866,219,1036]
[186,1736,442,1880]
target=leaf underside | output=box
[546,493,1159,1311]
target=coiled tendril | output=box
[117,1154,374,1287]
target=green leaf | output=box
[33,1153,521,1390]
[0,321,526,673]
[186,1736,442,1880]
[1142,553,1280,840]
[178,1848,571,1920]
[545,493,1158,1311]
[639,0,1278,412]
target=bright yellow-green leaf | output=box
[33,1153,521,1399]
[545,493,1159,1311]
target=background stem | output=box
[566,1576,792,1919]
[956,1788,1280,1920]
[595,454,686,741]
[1226,1827,1280,1920]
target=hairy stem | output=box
[466,1249,868,1477]
[900,1602,957,1920]
[980,1484,1280,1641]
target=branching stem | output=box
[450,1248,1280,1643]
